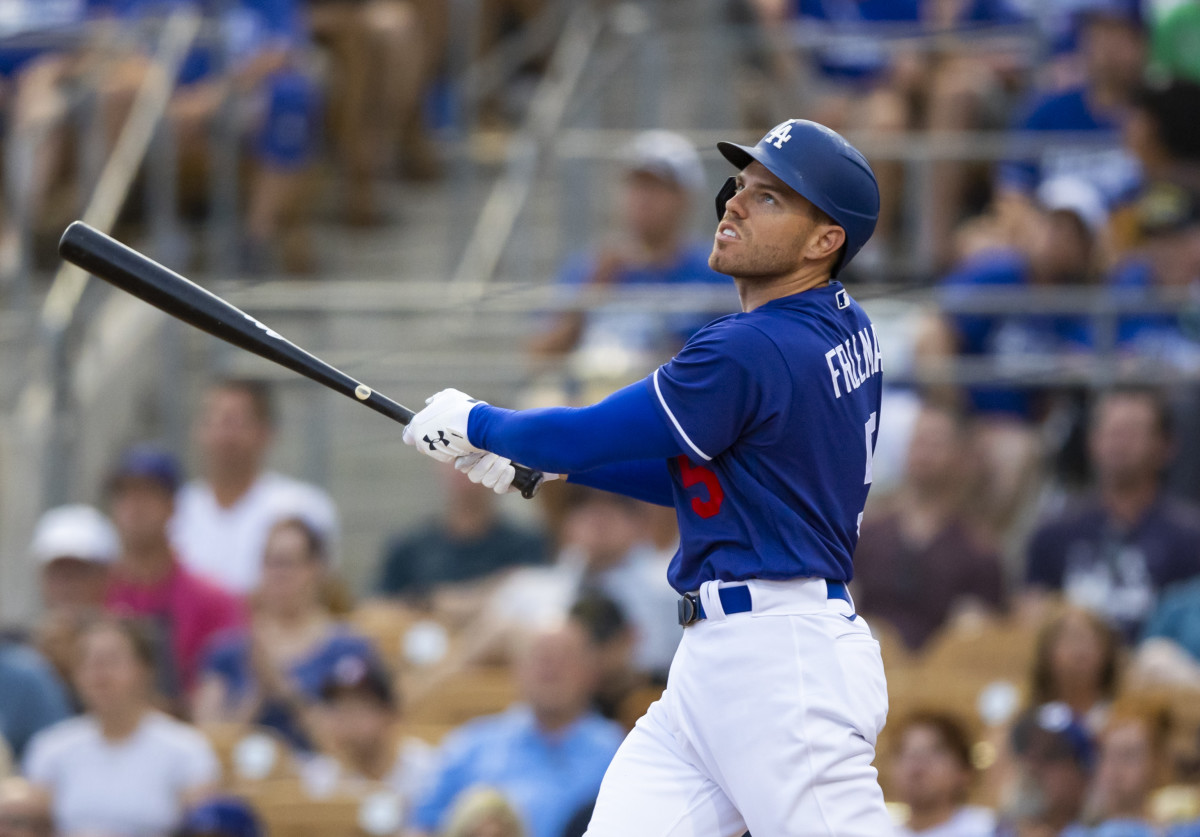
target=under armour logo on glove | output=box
[423,431,451,451]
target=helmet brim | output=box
[716,141,757,172]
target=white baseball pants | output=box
[585,578,893,837]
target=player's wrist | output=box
[466,402,512,450]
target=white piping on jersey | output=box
[653,368,712,461]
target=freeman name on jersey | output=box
[824,325,882,399]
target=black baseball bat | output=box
[58,221,544,499]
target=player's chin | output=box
[708,246,740,275]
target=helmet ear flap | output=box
[715,177,736,221]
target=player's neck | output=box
[735,266,832,312]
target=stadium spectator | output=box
[307,0,438,224]
[746,0,1031,269]
[994,703,1095,837]
[171,378,338,597]
[32,505,117,615]
[192,517,378,751]
[306,651,433,802]
[91,0,323,273]
[103,445,245,698]
[1028,607,1120,733]
[922,178,1107,541]
[1107,182,1200,369]
[409,621,624,837]
[1133,577,1200,688]
[1067,698,1171,836]
[567,592,644,724]
[1125,79,1200,194]
[996,2,1145,230]
[176,797,262,837]
[377,465,548,598]
[23,618,219,837]
[0,776,53,837]
[29,504,118,697]
[528,130,733,399]
[1022,388,1200,639]
[440,788,525,837]
[0,640,71,765]
[890,711,994,837]
[853,402,1006,650]
[930,176,1104,422]
[481,488,681,678]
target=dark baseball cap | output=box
[1012,702,1096,771]
[177,798,261,837]
[1135,181,1200,238]
[318,653,395,708]
[107,445,182,495]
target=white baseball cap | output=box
[625,130,706,194]
[1037,176,1109,235]
[30,504,119,565]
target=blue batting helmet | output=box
[715,119,880,276]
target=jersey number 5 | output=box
[676,455,724,519]
[857,411,877,535]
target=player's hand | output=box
[403,388,483,463]
[455,452,560,495]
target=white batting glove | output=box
[454,451,516,494]
[455,452,562,495]
[402,388,483,463]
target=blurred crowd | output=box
[3,0,1200,836]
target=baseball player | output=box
[404,119,890,836]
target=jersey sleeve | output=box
[567,459,675,506]
[469,381,683,474]
[646,320,783,461]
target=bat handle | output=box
[511,465,544,499]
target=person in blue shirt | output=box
[0,639,72,761]
[997,2,1145,218]
[404,120,890,836]
[192,517,379,751]
[89,0,321,273]
[933,175,1103,421]
[530,130,735,398]
[409,621,624,837]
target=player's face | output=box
[709,162,841,282]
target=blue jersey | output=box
[646,282,882,592]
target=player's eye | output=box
[760,192,777,205]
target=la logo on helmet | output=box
[764,121,796,150]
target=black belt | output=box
[677,581,851,627]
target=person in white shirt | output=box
[892,711,995,837]
[170,378,338,595]
[23,617,219,837]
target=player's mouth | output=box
[716,224,740,242]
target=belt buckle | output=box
[677,593,701,627]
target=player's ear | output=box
[806,223,846,263]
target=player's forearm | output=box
[568,460,675,506]
[469,381,682,474]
